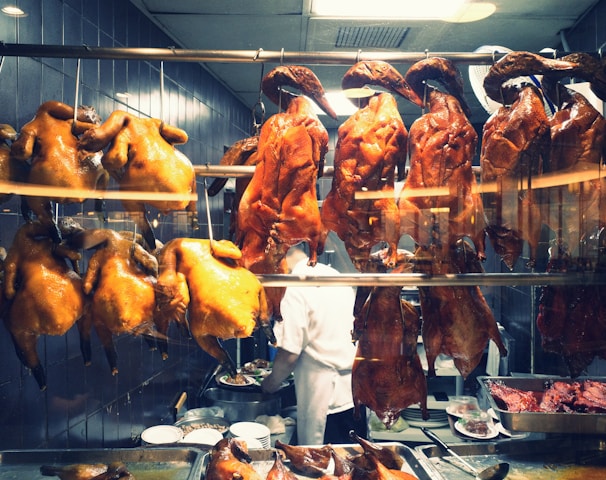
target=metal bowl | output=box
[202,387,281,423]
[174,415,230,436]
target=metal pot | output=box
[202,387,281,423]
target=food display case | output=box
[2,1,606,469]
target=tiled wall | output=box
[0,0,253,449]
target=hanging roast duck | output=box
[235,65,336,320]
[480,51,579,268]
[78,111,198,251]
[398,57,487,261]
[321,60,423,272]
[10,100,109,242]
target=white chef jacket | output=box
[273,258,357,445]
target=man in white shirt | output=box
[261,245,366,445]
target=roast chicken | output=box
[40,462,133,480]
[352,279,428,428]
[3,218,89,390]
[480,52,578,268]
[205,438,262,480]
[0,123,30,211]
[398,57,487,260]
[236,65,336,319]
[66,228,160,375]
[10,101,108,242]
[155,238,273,377]
[207,135,259,240]
[321,60,423,272]
[78,110,198,250]
[414,239,507,379]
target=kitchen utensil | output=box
[421,427,509,480]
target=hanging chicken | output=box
[236,65,337,319]
[10,100,109,242]
[321,60,423,271]
[414,238,507,378]
[207,135,259,240]
[65,228,160,376]
[3,218,89,390]
[78,111,198,251]
[155,237,273,377]
[398,57,487,260]
[351,275,428,428]
[0,123,30,213]
[480,52,578,269]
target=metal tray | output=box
[478,375,606,433]
[0,447,205,480]
[416,436,606,480]
[203,443,433,480]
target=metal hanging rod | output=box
[257,272,606,287]
[0,42,562,65]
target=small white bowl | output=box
[181,427,224,445]
[141,425,183,445]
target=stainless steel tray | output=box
[203,443,433,480]
[416,436,606,480]
[478,375,606,433]
[0,447,205,480]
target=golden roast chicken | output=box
[66,228,160,376]
[3,218,89,390]
[79,110,198,251]
[155,238,274,377]
[0,123,30,209]
[10,100,109,242]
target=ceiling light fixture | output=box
[1,5,27,17]
[311,0,467,20]
[444,2,496,23]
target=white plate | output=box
[219,374,256,387]
[495,422,529,439]
[446,404,481,418]
[141,425,183,445]
[455,419,499,440]
[181,428,223,445]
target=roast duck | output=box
[480,52,578,268]
[398,57,487,261]
[155,238,274,377]
[208,135,260,240]
[321,60,423,272]
[78,110,198,250]
[235,65,336,319]
[414,239,507,379]
[535,54,606,376]
[10,100,109,242]
[3,218,89,390]
[206,437,263,480]
[65,228,160,376]
[351,255,428,428]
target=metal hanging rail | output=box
[0,42,534,65]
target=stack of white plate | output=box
[402,407,449,428]
[229,421,271,449]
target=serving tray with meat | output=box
[478,375,606,433]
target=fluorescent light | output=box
[444,2,496,23]
[309,92,360,117]
[311,0,467,19]
[1,5,27,17]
